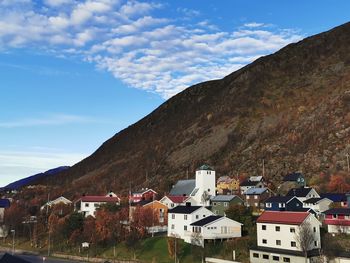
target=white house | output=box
[190,215,242,247]
[160,195,188,209]
[286,187,320,202]
[40,196,72,211]
[167,205,213,243]
[240,180,265,195]
[75,194,121,217]
[250,211,322,263]
[303,197,333,213]
[190,165,216,206]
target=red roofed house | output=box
[250,211,322,263]
[75,192,121,217]
[160,195,188,208]
[129,188,157,203]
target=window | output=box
[314,241,317,246]
[262,239,267,244]
[283,257,290,262]
[291,241,296,247]
[196,215,199,219]
[266,203,272,208]
[290,227,295,233]
[224,202,228,207]
[246,196,250,200]
[184,215,187,220]
[275,226,280,232]
[273,256,280,261]
[184,226,187,231]
[171,214,175,219]
[262,225,266,230]
[333,214,338,219]
[213,202,217,206]
[171,204,174,207]
[313,227,316,233]
[254,202,258,207]
[278,203,285,208]
[85,203,89,207]
[253,253,259,258]
[171,224,174,229]
[276,240,281,246]
[263,254,269,259]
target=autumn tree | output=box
[327,174,350,192]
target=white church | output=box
[167,165,242,246]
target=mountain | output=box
[37,22,350,198]
[1,166,70,191]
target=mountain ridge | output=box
[34,21,350,198]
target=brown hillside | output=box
[40,22,350,198]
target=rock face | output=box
[39,22,350,197]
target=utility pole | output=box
[262,159,265,178]
[174,237,177,263]
[11,230,15,255]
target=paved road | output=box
[0,253,82,263]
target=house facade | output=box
[160,195,188,209]
[40,196,72,211]
[240,180,264,195]
[189,216,242,247]
[216,176,240,194]
[167,205,213,243]
[0,199,10,223]
[244,188,271,210]
[75,194,121,217]
[142,200,168,225]
[250,211,322,263]
[210,195,244,216]
[264,196,303,211]
[321,193,348,207]
[302,198,333,213]
[130,188,157,203]
[286,187,320,202]
[324,208,350,234]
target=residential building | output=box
[75,194,121,217]
[130,188,157,203]
[324,208,350,234]
[321,193,348,207]
[244,188,271,210]
[250,211,322,263]
[216,176,240,194]
[160,195,188,208]
[0,199,10,223]
[210,195,244,216]
[264,196,304,212]
[142,200,168,225]
[303,198,333,213]
[189,215,242,247]
[40,196,72,211]
[286,187,320,202]
[283,172,305,186]
[240,179,264,195]
[167,205,213,243]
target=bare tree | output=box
[295,222,314,263]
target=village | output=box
[1,165,350,263]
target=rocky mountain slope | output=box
[38,22,350,198]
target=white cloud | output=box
[0,0,303,98]
[0,114,94,128]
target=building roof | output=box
[283,172,304,182]
[245,187,268,195]
[168,205,203,214]
[169,179,195,196]
[286,187,315,197]
[0,253,31,263]
[303,197,326,204]
[0,199,10,208]
[196,164,214,171]
[190,215,222,226]
[320,193,347,202]
[324,208,350,215]
[80,196,120,203]
[132,188,157,195]
[251,246,321,258]
[240,180,260,187]
[131,200,152,206]
[249,176,263,182]
[211,195,241,202]
[264,196,295,203]
[217,176,235,184]
[257,211,309,225]
[165,195,188,203]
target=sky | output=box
[0,0,350,186]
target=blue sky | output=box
[0,0,350,186]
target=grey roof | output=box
[245,187,268,195]
[196,164,214,171]
[286,187,315,197]
[303,198,324,204]
[211,195,241,202]
[324,208,350,215]
[168,205,203,214]
[169,179,195,196]
[264,196,295,203]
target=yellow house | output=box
[216,176,240,194]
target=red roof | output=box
[257,211,309,225]
[167,195,188,203]
[80,196,120,203]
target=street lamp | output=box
[10,230,15,255]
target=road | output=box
[0,253,83,263]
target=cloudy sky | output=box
[1,0,350,186]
